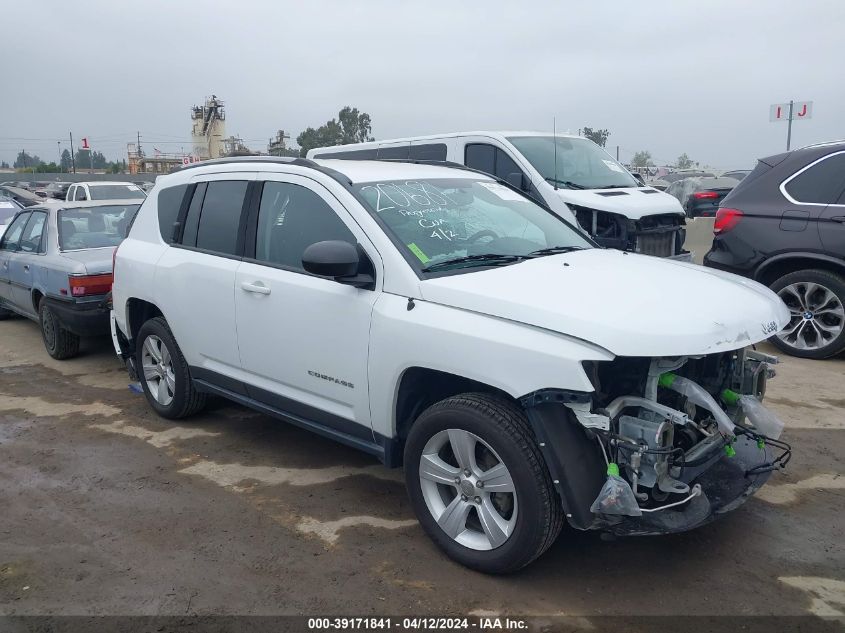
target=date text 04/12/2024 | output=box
[307,617,528,631]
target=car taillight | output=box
[68,273,113,297]
[693,191,719,199]
[714,208,743,234]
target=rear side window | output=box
[410,143,447,161]
[377,146,411,159]
[784,152,845,204]
[193,181,249,256]
[157,184,189,242]
[313,148,378,160]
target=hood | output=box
[419,249,789,357]
[552,187,684,220]
[59,247,115,275]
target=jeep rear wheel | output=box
[136,317,206,419]
[404,393,562,574]
[770,269,845,359]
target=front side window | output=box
[254,181,356,272]
[507,136,638,190]
[0,212,31,250]
[193,181,248,256]
[784,152,845,204]
[355,178,591,274]
[58,204,140,250]
[76,187,88,201]
[19,212,46,253]
[88,184,146,200]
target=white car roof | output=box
[314,159,487,183]
[79,181,138,187]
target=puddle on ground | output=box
[779,576,845,616]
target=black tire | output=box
[0,305,11,320]
[39,302,80,360]
[404,393,563,574]
[135,317,206,419]
[769,269,845,360]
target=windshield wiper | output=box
[421,253,526,273]
[593,184,632,189]
[545,178,586,190]
[527,245,587,257]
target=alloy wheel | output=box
[141,334,176,406]
[418,428,518,551]
[777,281,845,351]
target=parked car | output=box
[665,177,737,218]
[65,181,147,202]
[721,169,752,181]
[0,200,141,359]
[0,199,23,237]
[705,141,845,359]
[660,170,716,184]
[44,182,72,200]
[308,132,689,259]
[111,156,790,573]
[0,185,44,207]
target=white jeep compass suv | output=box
[111,156,791,573]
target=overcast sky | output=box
[2,0,843,170]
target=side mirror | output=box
[505,172,530,191]
[302,240,374,289]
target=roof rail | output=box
[174,155,353,186]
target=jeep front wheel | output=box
[404,393,562,574]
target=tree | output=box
[60,149,72,171]
[35,162,59,173]
[676,153,694,169]
[582,127,610,148]
[631,150,653,168]
[14,151,42,169]
[297,106,374,157]
[0,161,9,169]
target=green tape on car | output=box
[408,243,430,263]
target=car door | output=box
[234,174,380,442]
[0,212,31,305]
[153,173,255,378]
[9,211,47,316]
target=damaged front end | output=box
[520,348,791,535]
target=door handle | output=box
[831,216,845,223]
[240,281,271,295]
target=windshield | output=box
[58,204,140,250]
[355,178,592,274]
[0,204,18,224]
[88,184,146,200]
[507,136,638,190]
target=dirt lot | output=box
[0,317,843,622]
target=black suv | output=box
[704,141,845,359]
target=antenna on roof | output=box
[553,117,558,191]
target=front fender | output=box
[367,293,613,440]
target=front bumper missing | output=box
[600,435,773,536]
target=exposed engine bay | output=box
[570,348,791,524]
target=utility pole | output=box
[616,145,620,161]
[57,141,62,173]
[786,100,794,151]
[69,132,76,173]
[137,131,142,156]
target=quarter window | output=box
[254,181,355,272]
[193,181,248,256]
[784,153,845,204]
[157,184,189,242]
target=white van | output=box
[308,131,689,259]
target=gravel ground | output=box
[0,317,842,624]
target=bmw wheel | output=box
[404,393,562,573]
[770,269,845,359]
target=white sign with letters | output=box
[770,101,813,122]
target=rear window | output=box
[58,204,140,250]
[88,184,147,200]
[784,152,845,204]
